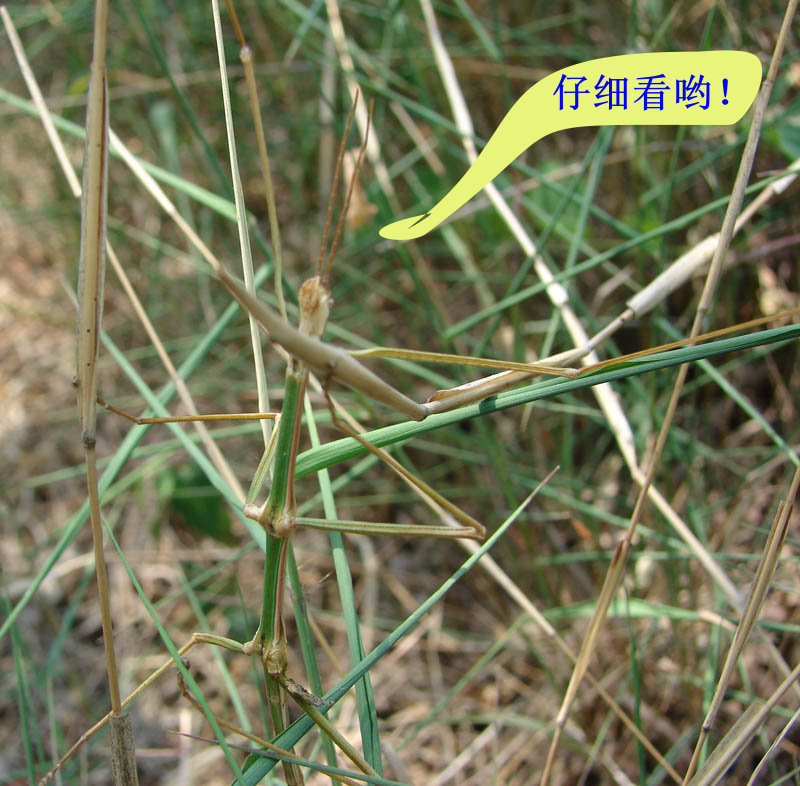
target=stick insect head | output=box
[301,93,372,339]
[297,276,333,340]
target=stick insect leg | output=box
[39,639,199,784]
[96,395,279,425]
[175,667,301,761]
[321,365,486,540]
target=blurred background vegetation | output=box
[1,1,799,783]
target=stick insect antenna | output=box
[323,100,373,282]
[315,89,360,282]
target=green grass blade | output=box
[240,483,541,782]
[304,396,383,774]
[102,521,248,785]
[296,325,800,478]
[0,275,265,644]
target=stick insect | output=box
[108,128,800,785]
[2,4,580,780]
[47,6,579,782]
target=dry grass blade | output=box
[223,0,288,323]
[745,704,800,785]
[540,539,631,785]
[539,0,799,778]
[2,5,247,500]
[211,0,271,449]
[683,461,800,784]
[76,2,108,448]
[75,1,138,783]
[687,658,800,786]
[415,3,794,674]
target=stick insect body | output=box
[218,266,429,423]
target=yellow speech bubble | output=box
[380,51,761,241]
